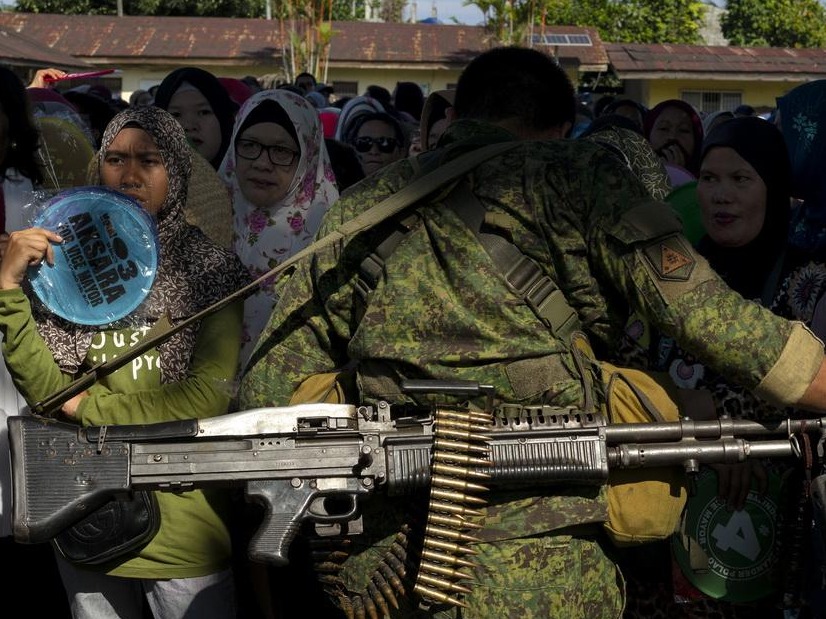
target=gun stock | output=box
[8,403,821,565]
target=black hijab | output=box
[153,67,237,169]
[696,116,792,301]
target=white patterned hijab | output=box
[218,89,339,368]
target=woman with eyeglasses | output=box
[346,111,407,176]
[218,89,339,372]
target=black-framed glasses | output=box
[235,139,299,166]
[354,136,400,154]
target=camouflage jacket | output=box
[239,120,823,538]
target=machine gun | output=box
[9,380,824,616]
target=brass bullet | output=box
[367,581,389,617]
[425,523,482,543]
[313,561,345,574]
[413,583,468,608]
[432,462,492,480]
[416,572,473,594]
[378,559,407,595]
[389,540,408,562]
[372,571,400,609]
[427,512,483,530]
[361,591,379,619]
[431,488,488,505]
[336,593,355,619]
[422,537,478,555]
[436,418,491,433]
[421,547,479,568]
[435,427,490,442]
[432,474,489,493]
[437,409,493,425]
[434,451,492,466]
[311,550,350,562]
[384,550,408,577]
[429,500,485,517]
[352,594,366,619]
[434,438,490,455]
[418,559,474,581]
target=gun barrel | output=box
[603,417,824,444]
[607,438,796,468]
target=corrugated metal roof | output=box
[0,25,90,70]
[0,13,607,71]
[606,43,826,78]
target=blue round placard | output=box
[28,186,159,326]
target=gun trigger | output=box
[96,425,107,454]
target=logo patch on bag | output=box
[643,235,695,281]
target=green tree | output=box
[466,0,706,45]
[14,0,266,16]
[331,0,366,20]
[721,0,826,48]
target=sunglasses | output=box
[354,136,400,154]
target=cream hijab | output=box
[218,89,339,368]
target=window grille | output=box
[682,90,743,114]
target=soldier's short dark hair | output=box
[454,46,576,132]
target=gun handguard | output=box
[8,404,820,562]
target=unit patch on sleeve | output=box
[642,235,695,281]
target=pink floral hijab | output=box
[218,89,339,368]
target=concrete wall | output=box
[640,77,804,112]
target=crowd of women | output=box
[3,59,826,618]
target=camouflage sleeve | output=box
[238,165,415,409]
[237,253,345,408]
[588,186,823,407]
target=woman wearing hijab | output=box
[644,99,704,183]
[154,66,237,170]
[0,106,250,618]
[218,89,339,371]
[333,94,385,143]
[345,111,407,177]
[579,113,672,201]
[622,117,811,425]
[0,64,71,618]
[618,116,826,619]
[776,79,826,256]
[701,109,735,137]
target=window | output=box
[682,90,743,114]
[332,80,358,98]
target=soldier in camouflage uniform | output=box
[238,48,826,618]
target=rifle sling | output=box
[443,180,580,340]
[354,157,581,343]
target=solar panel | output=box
[530,33,593,46]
